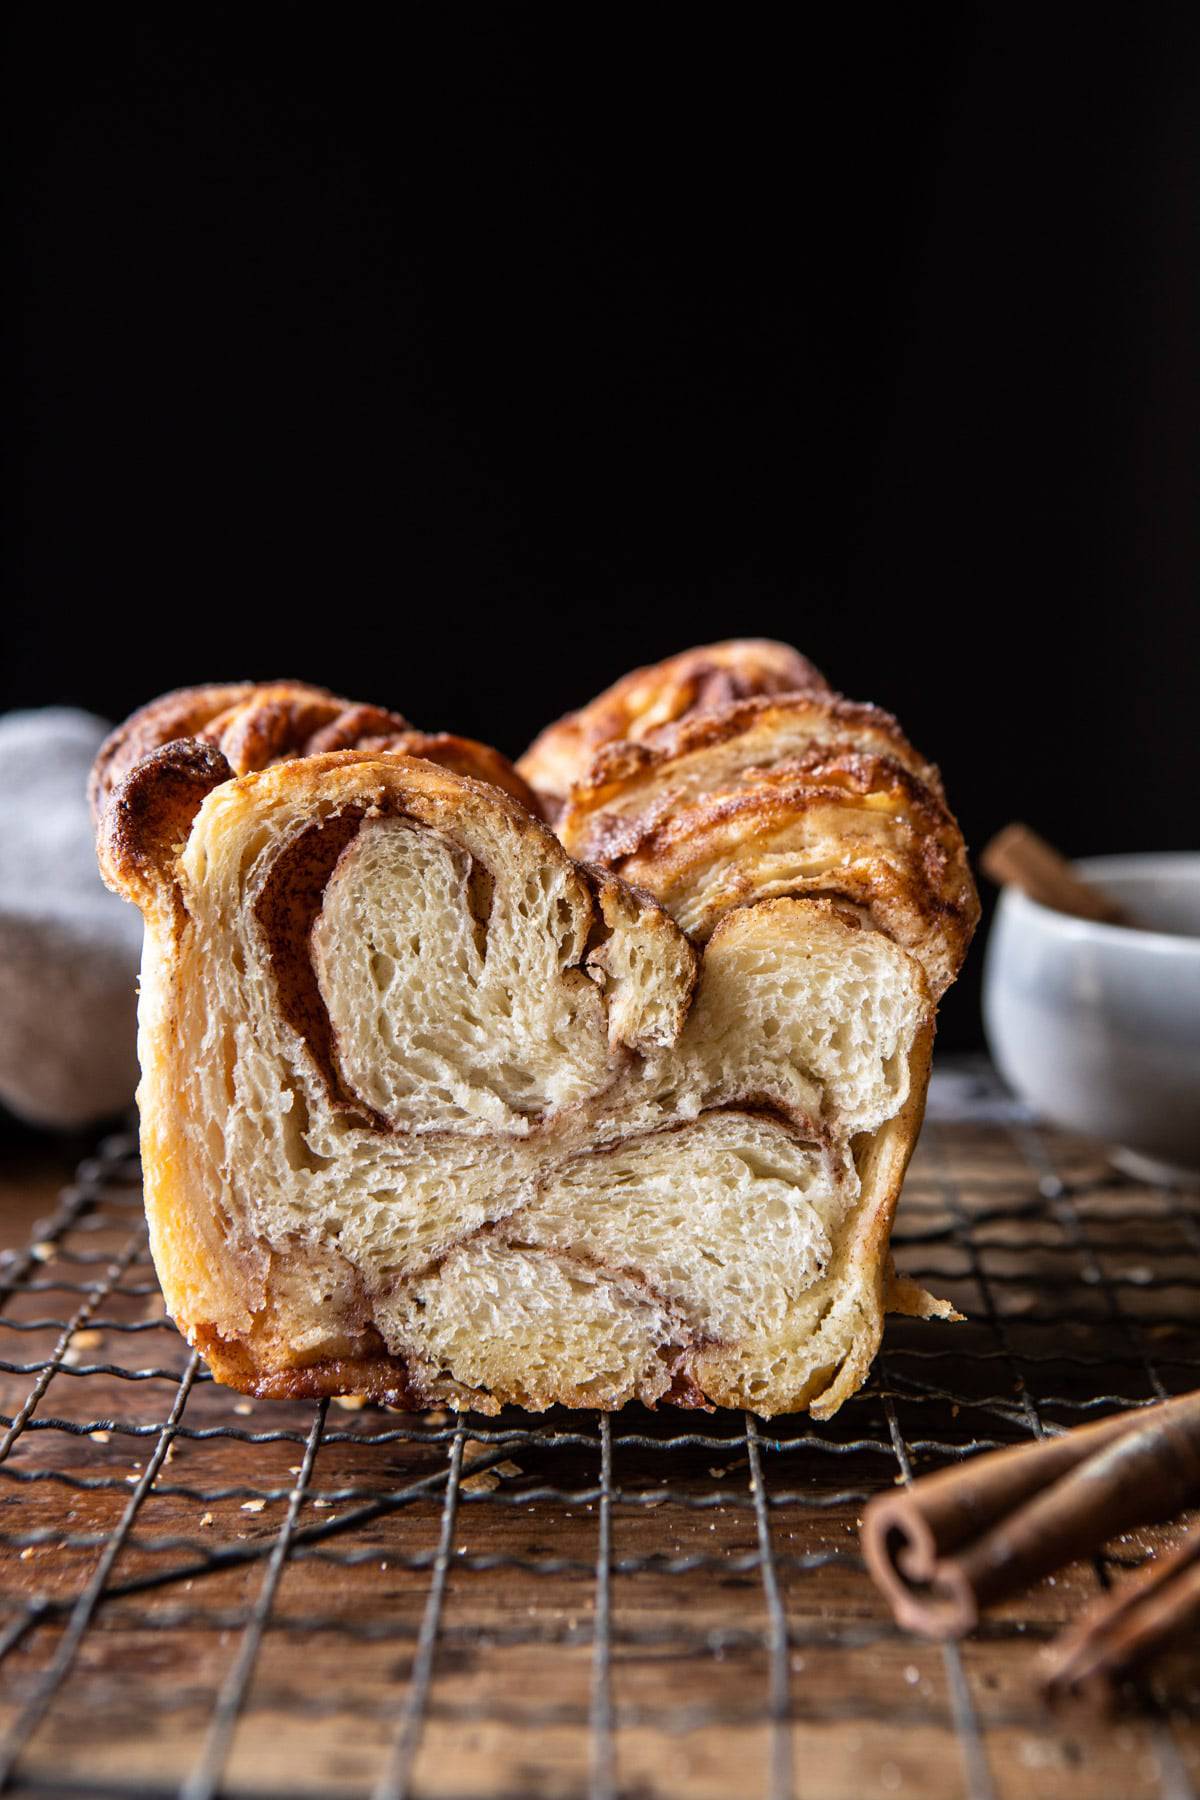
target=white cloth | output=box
[0,709,142,1129]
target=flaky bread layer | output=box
[556,694,976,999]
[517,640,832,816]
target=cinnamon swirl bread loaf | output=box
[94,649,976,1415]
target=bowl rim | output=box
[996,851,1200,957]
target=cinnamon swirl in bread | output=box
[95,654,975,1416]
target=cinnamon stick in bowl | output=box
[861,1391,1200,1639]
[981,823,1133,926]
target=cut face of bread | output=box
[96,651,976,1417]
[516,639,832,817]
[98,732,949,1416]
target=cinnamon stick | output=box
[861,1392,1200,1639]
[980,822,1132,926]
[1041,1519,1200,1703]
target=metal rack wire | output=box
[1,1061,1198,1800]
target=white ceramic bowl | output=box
[982,854,1200,1183]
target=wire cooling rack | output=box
[1,1061,1199,1800]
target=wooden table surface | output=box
[1,1071,1198,1800]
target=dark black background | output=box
[6,9,1199,1049]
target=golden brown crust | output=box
[89,682,264,823]
[562,691,945,826]
[91,679,540,828]
[89,678,369,822]
[202,686,409,776]
[190,1322,431,1408]
[517,639,833,815]
[379,731,542,815]
[558,692,977,999]
[96,737,234,911]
